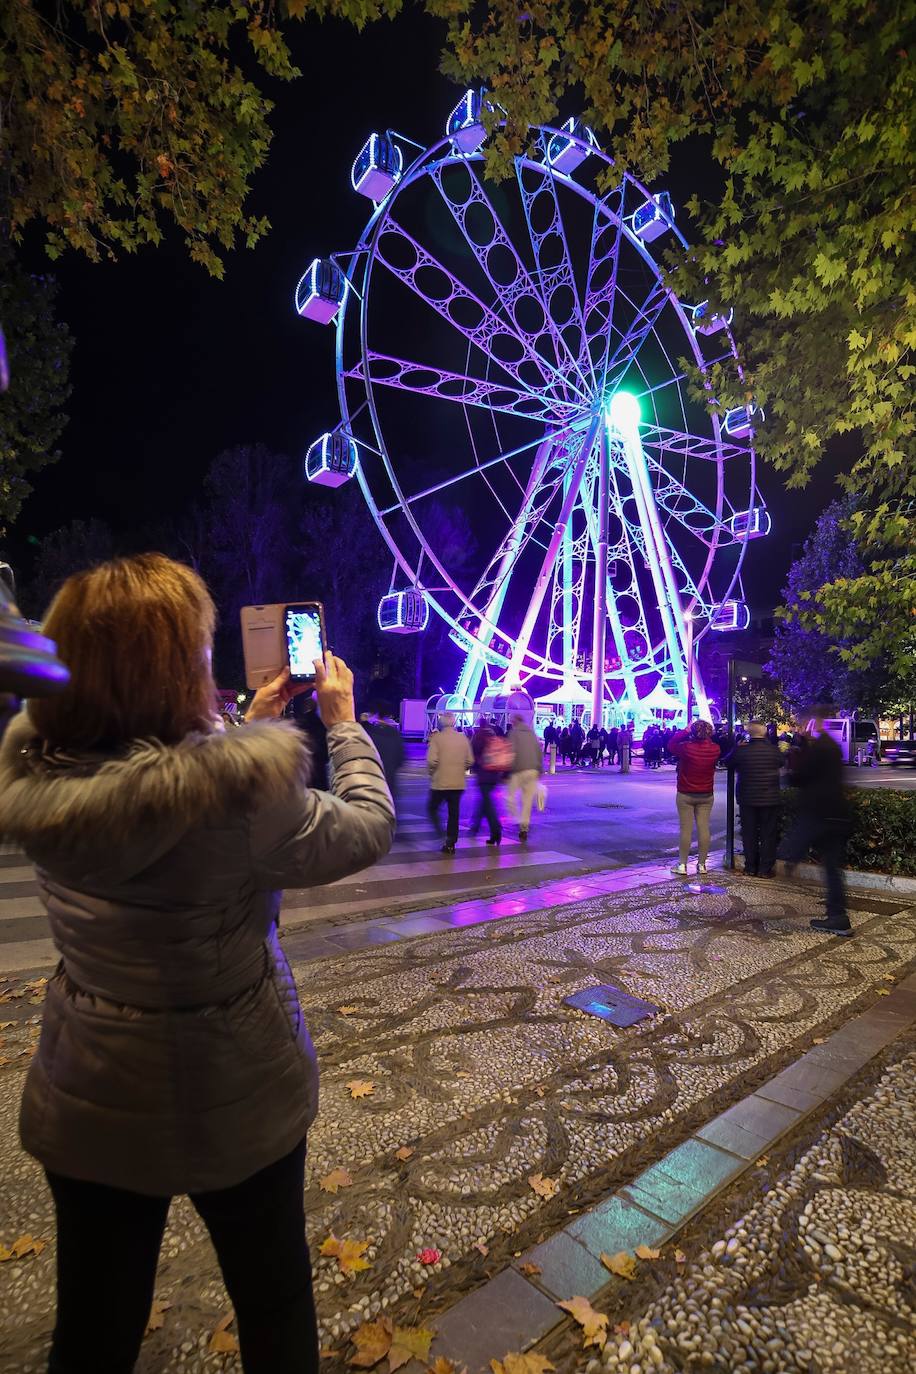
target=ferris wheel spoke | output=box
[376,218,590,403]
[602,280,672,390]
[348,351,578,423]
[377,423,576,518]
[428,161,592,400]
[513,146,598,397]
[581,190,627,384]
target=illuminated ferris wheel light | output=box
[607,391,642,431]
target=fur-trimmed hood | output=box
[0,711,310,883]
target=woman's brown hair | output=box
[29,554,217,750]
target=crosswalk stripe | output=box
[0,866,34,885]
[324,849,579,888]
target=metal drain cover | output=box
[564,984,659,1027]
[684,882,727,895]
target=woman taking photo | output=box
[0,553,394,1374]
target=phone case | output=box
[239,604,285,691]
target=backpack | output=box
[482,735,514,772]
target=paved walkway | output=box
[1,868,913,1371]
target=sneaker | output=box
[671,863,688,876]
[519,829,529,842]
[696,863,708,875]
[441,844,456,855]
[809,917,853,937]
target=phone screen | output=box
[285,605,324,680]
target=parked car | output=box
[883,738,916,768]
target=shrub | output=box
[779,787,916,877]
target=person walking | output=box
[363,702,407,816]
[0,554,395,1374]
[469,720,507,845]
[779,709,853,936]
[669,719,721,875]
[730,720,783,877]
[426,711,473,853]
[506,712,544,842]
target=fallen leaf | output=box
[600,1250,637,1281]
[757,1155,769,1167]
[0,1234,46,1261]
[882,973,896,981]
[614,1321,630,1336]
[534,1086,546,1098]
[321,1234,372,1276]
[473,1240,489,1257]
[0,1021,14,1030]
[145,1298,172,1334]
[557,1294,609,1349]
[395,1146,414,1161]
[338,1005,360,1016]
[491,1355,556,1374]
[417,1247,441,1265]
[347,1079,376,1099]
[388,1325,435,1371]
[528,1172,560,1199]
[519,1262,542,1276]
[412,1286,426,1299]
[635,1244,660,1260]
[350,1316,393,1367]
[812,1037,826,1045]
[209,1311,240,1354]
[428,1359,467,1374]
[876,988,891,997]
[320,1167,353,1194]
[674,1248,687,1264]
[455,1071,472,1079]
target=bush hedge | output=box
[778,787,916,877]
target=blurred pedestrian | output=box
[506,712,544,842]
[559,725,571,765]
[426,711,473,853]
[469,719,509,845]
[290,690,330,790]
[730,720,783,877]
[669,719,721,875]
[0,554,395,1374]
[363,702,406,816]
[779,709,853,936]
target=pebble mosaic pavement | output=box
[0,873,914,1371]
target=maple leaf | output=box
[519,1262,542,1276]
[417,1247,442,1265]
[527,1172,560,1199]
[600,1250,637,1280]
[388,1324,435,1371]
[321,1234,371,1276]
[320,1167,353,1194]
[0,1234,46,1261]
[349,1316,393,1367]
[394,1146,414,1161]
[429,1359,468,1374]
[635,1244,660,1260]
[209,1312,239,1354]
[347,1079,376,1099]
[145,1298,172,1335]
[338,1005,359,1015]
[491,1355,556,1374]
[557,1295,608,1349]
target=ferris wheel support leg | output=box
[590,423,611,727]
[561,470,575,676]
[580,482,640,708]
[505,413,602,684]
[615,422,690,703]
[455,436,555,703]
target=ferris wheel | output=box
[295,93,768,722]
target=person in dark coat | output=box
[362,702,407,814]
[0,554,395,1374]
[290,690,330,790]
[606,724,618,765]
[729,720,783,877]
[468,720,504,845]
[779,711,853,935]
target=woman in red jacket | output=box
[668,720,721,875]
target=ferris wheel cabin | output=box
[723,404,761,439]
[630,190,675,242]
[305,433,358,488]
[546,118,598,175]
[690,301,733,336]
[351,134,403,200]
[295,258,346,325]
[727,506,772,541]
[446,89,490,154]
[377,590,430,634]
[710,600,751,632]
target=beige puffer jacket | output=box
[0,714,394,1196]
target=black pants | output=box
[45,1139,318,1374]
[778,811,850,924]
[739,803,781,876]
[428,789,462,845]
[469,774,502,841]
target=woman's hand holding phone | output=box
[244,667,311,723]
[314,652,355,727]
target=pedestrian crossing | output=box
[0,818,589,975]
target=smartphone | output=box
[284,602,326,682]
[240,601,326,690]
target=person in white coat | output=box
[426,712,474,852]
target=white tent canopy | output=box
[534,676,592,707]
[638,682,686,712]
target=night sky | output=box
[13,10,843,613]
